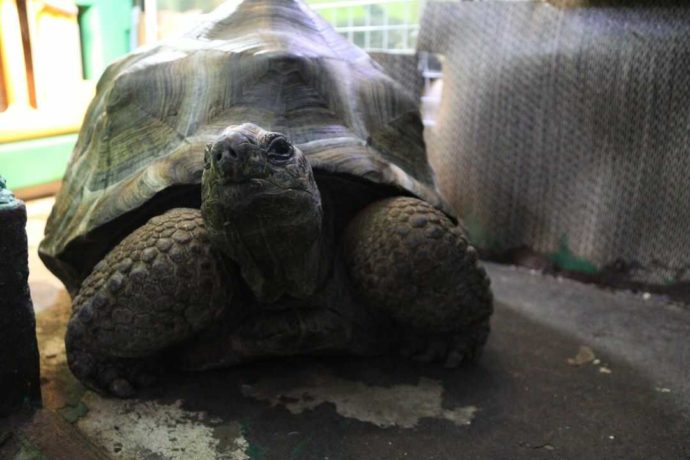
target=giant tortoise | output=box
[39,0,493,397]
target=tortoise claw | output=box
[399,321,490,368]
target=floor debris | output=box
[567,346,596,366]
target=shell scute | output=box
[39,0,450,292]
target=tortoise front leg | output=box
[66,208,235,397]
[343,197,493,367]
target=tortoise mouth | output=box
[216,177,316,211]
[221,176,268,186]
[221,177,310,194]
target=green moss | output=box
[14,433,48,460]
[462,214,494,250]
[289,437,311,459]
[0,175,17,208]
[549,236,598,274]
[240,423,264,460]
[58,402,89,424]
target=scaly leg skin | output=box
[176,305,355,371]
[66,208,235,397]
[343,197,493,368]
[176,261,378,370]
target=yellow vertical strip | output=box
[0,0,31,109]
[26,0,83,108]
[0,0,94,142]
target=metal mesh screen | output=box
[308,0,423,52]
[414,1,690,285]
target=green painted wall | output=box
[0,135,77,190]
[76,0,133,81]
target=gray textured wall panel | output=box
[419,2,690,284]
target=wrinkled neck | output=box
[202,181,328,303]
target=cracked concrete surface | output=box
[241,374,478,428]
[77,392,249,459]
[4,197,689,459]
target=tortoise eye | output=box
[267,137,293,160]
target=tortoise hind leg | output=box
[343,197,493,367]
[66,208,234,397]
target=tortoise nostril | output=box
[215,148,237,164]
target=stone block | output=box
[0,178,41,415]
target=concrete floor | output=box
[3,197,690,459]
[25,197,64,314]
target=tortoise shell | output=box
[39,0,451,293]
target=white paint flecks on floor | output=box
[77,392,249,459]
[242,374,477,429]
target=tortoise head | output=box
[201,123,326,302]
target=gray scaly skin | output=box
[66,123,493,397]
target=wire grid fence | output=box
[307,0,442,126]
[308,0,424,53]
